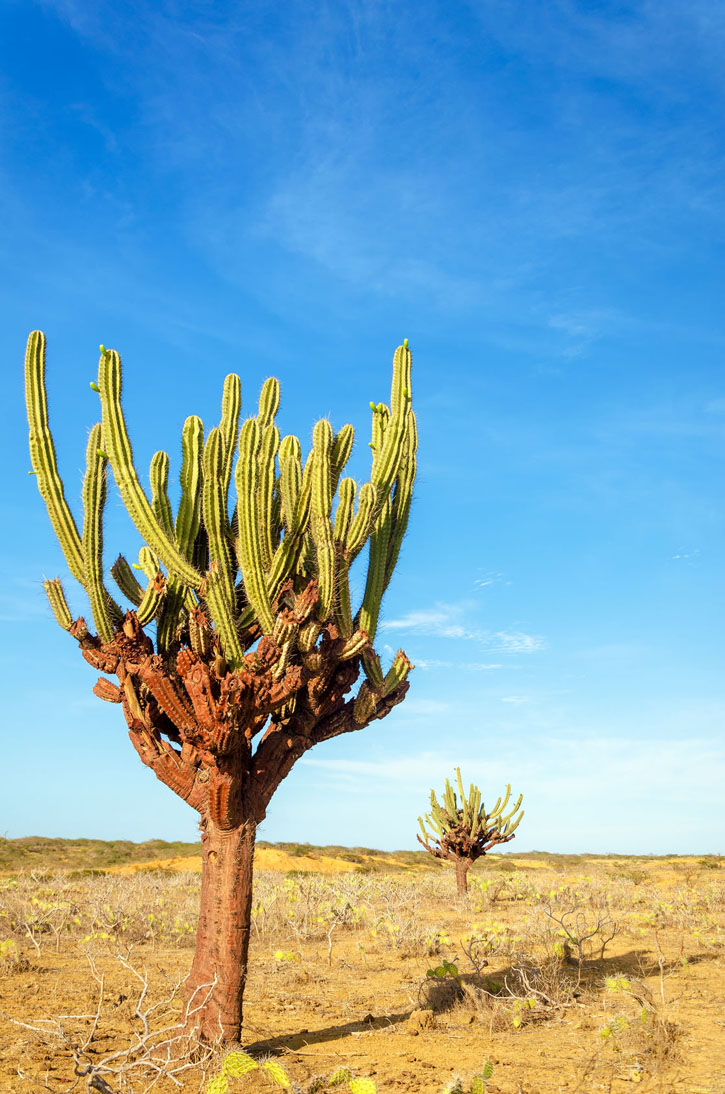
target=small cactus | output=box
[418,769,524,894]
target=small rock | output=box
[407,1008,435,1034]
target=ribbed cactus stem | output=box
[218,374,241,506]
[257,424,280,571]
[279,434,302,534]
[82,424,118,643]
[334,477,356,547]
[137,571,166,626]
[334,567,354,639]
[137,545,160,583]
[175,415,204,558]
[203,428,237,611]
[25,332,85,584]
[310,420,335,620]
[111,555,144,606]
[150,451,174,539]
[361,649,384,690]
[358,498,391,641]
[384,412,417,590]
[235,418,275,634]
[43,578,73,631]
[257,376,280,427]
[202,562,244,667]
[345,482,377,559]
[330,423,354,494]
[383,650,412,695]
[97,348,202,589]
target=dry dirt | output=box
[1,850,723,1094]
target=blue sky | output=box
[1,0,723,853]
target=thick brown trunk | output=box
[455,857,471,896]
[185,816,256,1042]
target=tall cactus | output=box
[25,331,417,1043]
[417,769,524,895]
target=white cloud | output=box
[380,603,547,654]
[414,658,504,672]
[500,696,530,705]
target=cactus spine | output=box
[418,769,524,895]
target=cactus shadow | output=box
[244,1010,411,1056]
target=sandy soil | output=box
[1,853,723,1093]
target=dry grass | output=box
[0,850,723,1093]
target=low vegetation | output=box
[1,843,723,1092]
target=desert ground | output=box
[0,839,723,1094]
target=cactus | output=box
[417,769,524,895]
[24,331,416,1043]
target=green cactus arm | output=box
[156,579,187,652]
[278,434,302,534]
[175,415,204,559]
[357,497,391,642]
[334,566,354,639]
[443,778,458,819]
[338,628,369,660]
[383,650,412,695]
[390,338,412,419]
[371,402,389,455]
[499,793,523,826]
[384,411,417,590]
[257,423,280,571]
[333,476,356,546]
[330,423,354,494]
[361,649,384,690]
[234,418,275,634]
[43,578,73,631]
[81,424,119,643]
[202,562,244,667]
[503,809,524,837]
[137,571,166,626]
[257,376,280,428]
[25,331,85,585]
[137,545,160,582]
[488,784,511,821]
[345,482,377,560]
[331,479,357,638]
[370,342,412,504]
[97,347,202,589]
[203,428,237,608]
[455,768,470,827]
[218,374,241,509]
[150,451,175,540]
[110,554,144,606]
[270,475,283,552]
[310,420,336,620]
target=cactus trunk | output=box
[455,856,472,896]
[185,815,256,1043]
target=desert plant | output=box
[417,769,523,894]
[25,331,417,1042]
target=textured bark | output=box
[185,816,257,1042]
[455,857,472,896]
[67,589,411,1044]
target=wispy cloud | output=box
[381,603,546,654]
[414,659,504,672]
[301,735,725,810]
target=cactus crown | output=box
[417,768,524,862]
[25,332,417,699]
